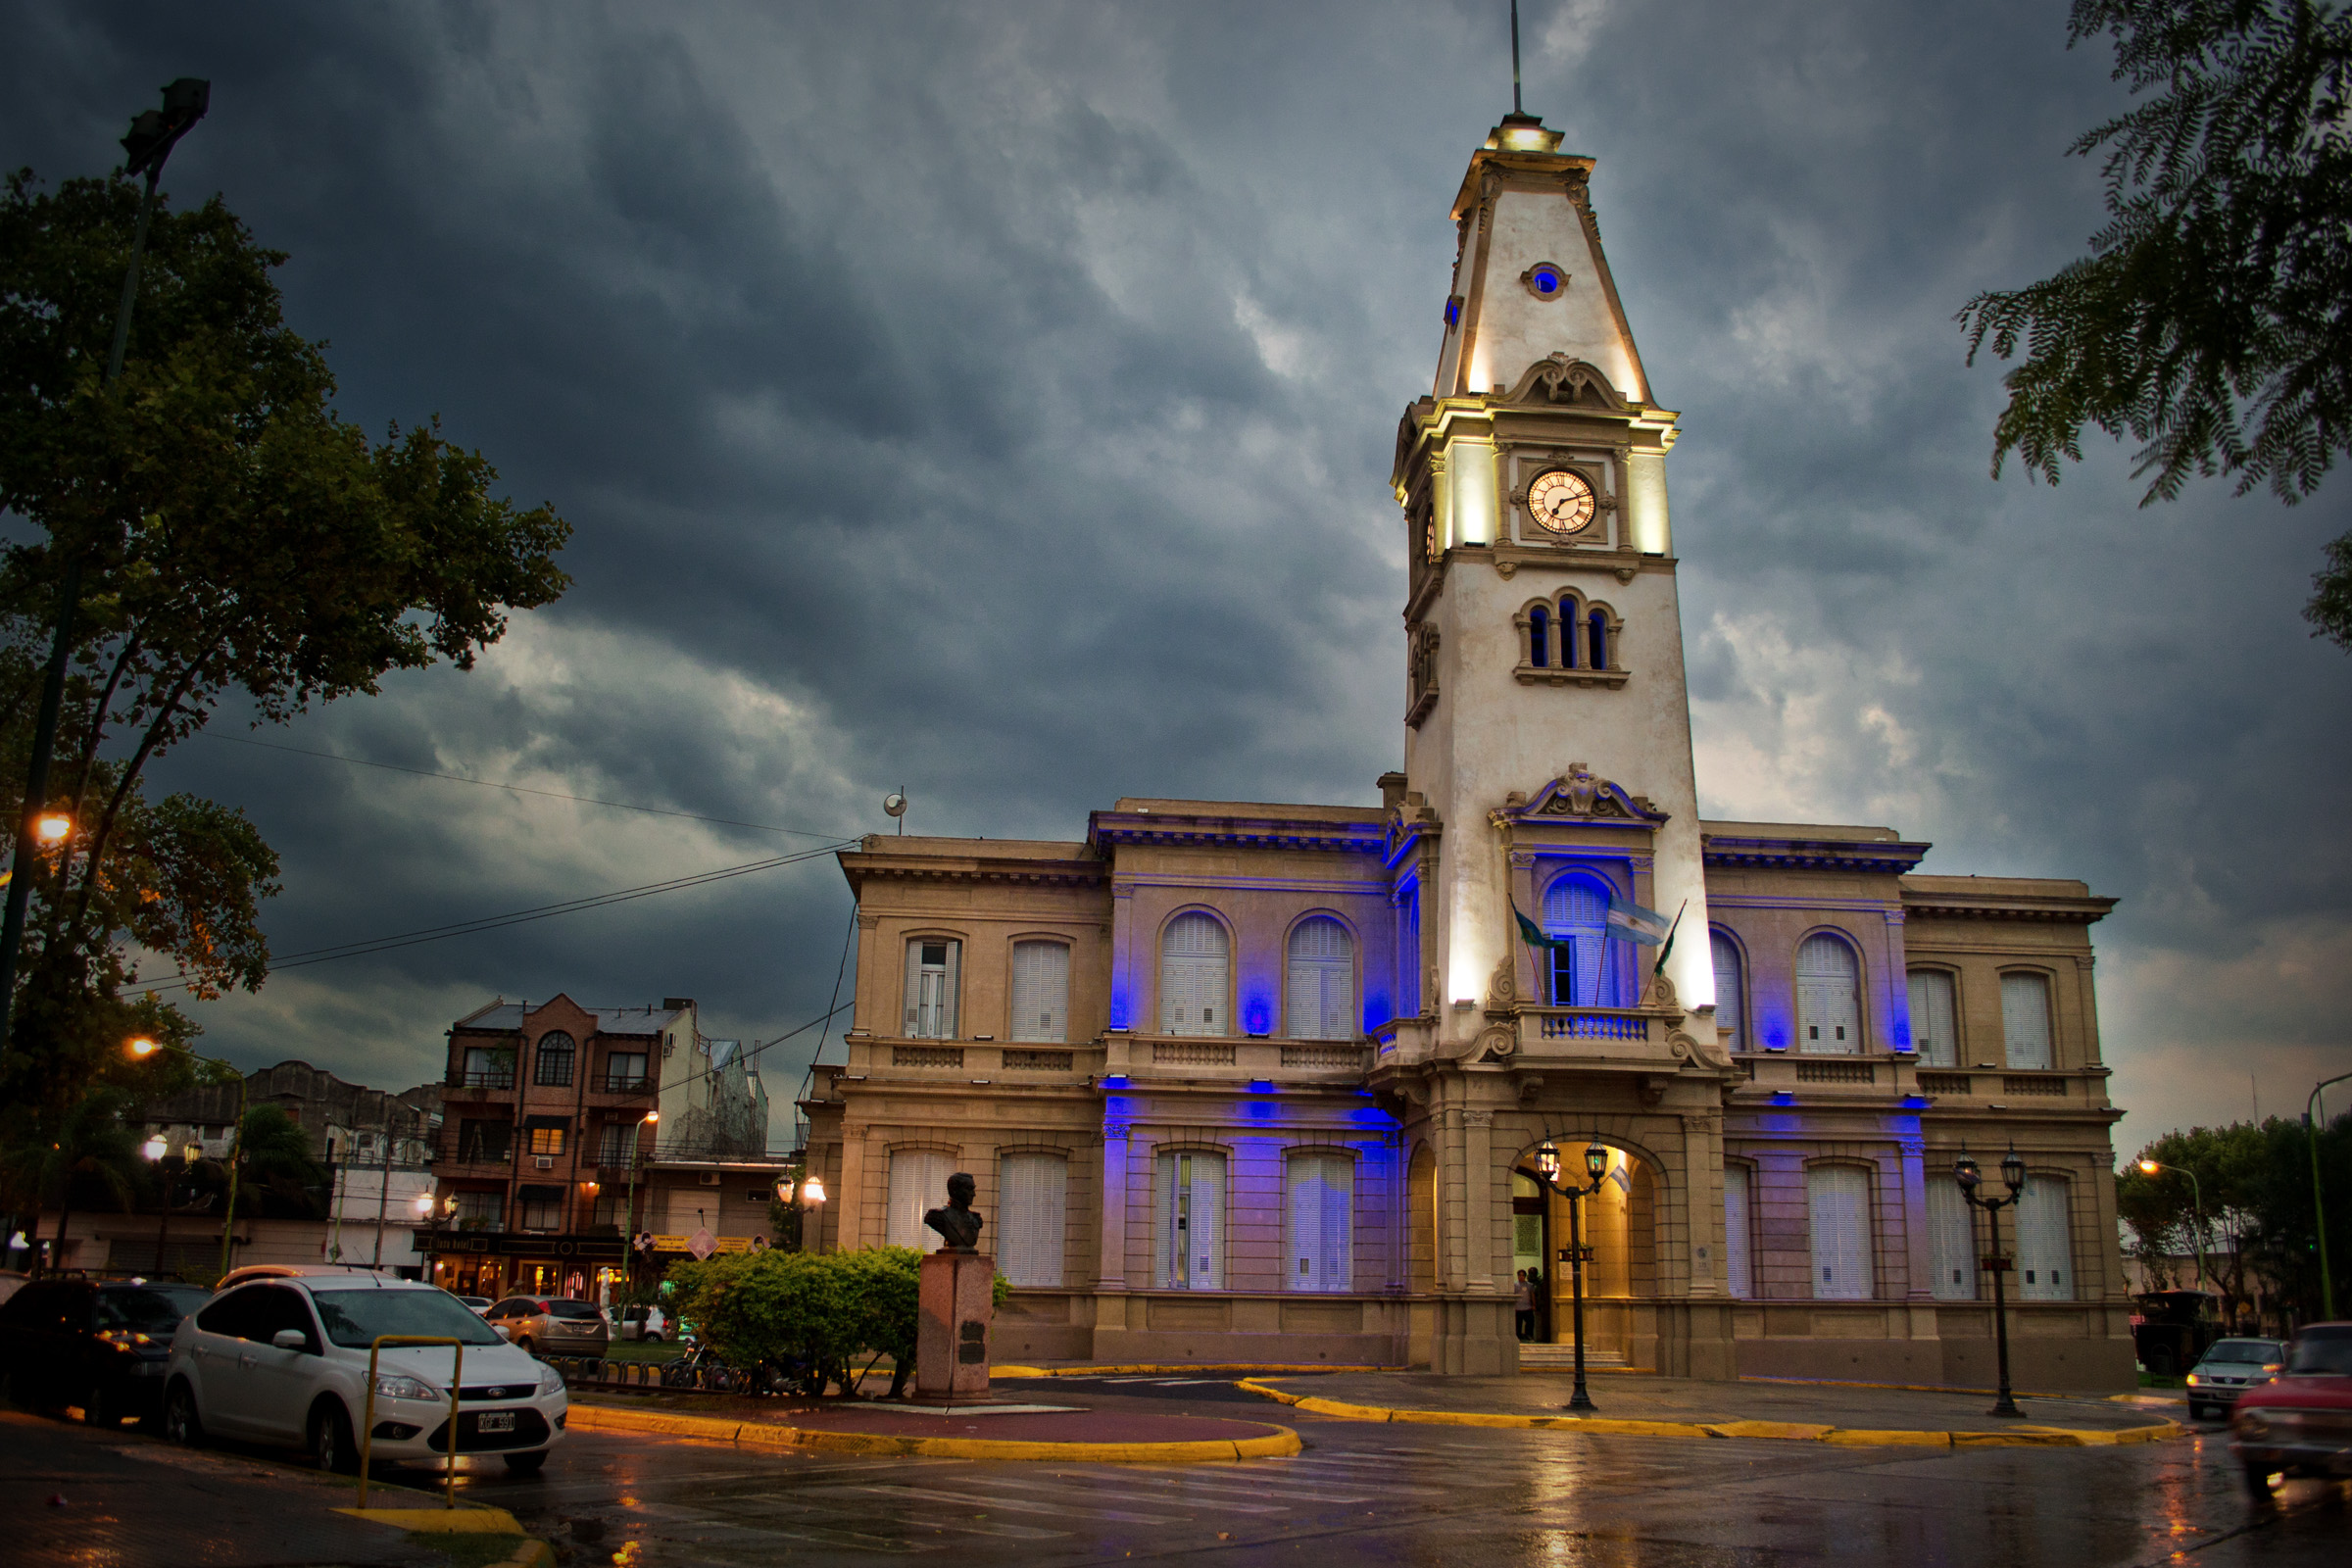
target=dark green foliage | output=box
[237,1102,328,1219]
[1957,2,2352,644]
[667,1248,1011,1393]
[2120,1110,2352,1328]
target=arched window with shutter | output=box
[1285,917,1354,1040]
[1159,913,1230,1036]
[1795,933,1861,1054]
[1908,969,1958,1066]
[1543,873,1615,1005]
[1155,1148,1225,1290]
[1929,1178,1977,1299]
[1710,930,1744,1051]
[1807,1164,1873,1299]
[887,1149,956,1250]
[1285,1152,1352,1292]
[2016,1176,2073,1300]
[1010,941,1069,1043]
[904,940,960,1039]
[2001,972,2054,1069]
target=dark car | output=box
[483,1295,610,1357]
[2185,1337,2285,1421]
[2231,1322,2352,1496]
[0,1277,211,1427]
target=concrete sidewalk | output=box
[1245,1370,2182,1445]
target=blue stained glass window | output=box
[1529,605,1549,667]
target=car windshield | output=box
[2286,1332,2352,1376]
[2203,1340,2279,1364]
[95,1285,208,1333]
[545,1299,602,1320]
[311,1289,505,1348]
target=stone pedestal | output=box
[916,1250,994,1398]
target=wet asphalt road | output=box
[433,1376,2350,1568]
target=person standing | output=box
[1513,1269,1535,1342]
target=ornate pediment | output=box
[1499,762,1668,826]
[1503,354,1628,412]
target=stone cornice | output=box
[1700,834,1930,876]
[837,848,1105,893]
[1088,811,1386,857]
[1900,890,2117,924]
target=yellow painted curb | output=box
[992,1363,1384,1378]
[334,1507,524,1534]
[1236,1379,2190,1449]
[567,1397,1300,1462]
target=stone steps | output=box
[1516,1343,1630,1370]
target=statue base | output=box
[915,1250,994,1399]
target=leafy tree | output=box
[0,1084,140,1270]
[1958,1,2352,644]
[0,169,569,1128]
[236,1102,328,1219]
[2121,1111,2352,1331]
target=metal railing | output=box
[597,1071,653,1094]
[358,1335,463,1511]
[456,1069,515,1089]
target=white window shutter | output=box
[2016,1176,2072,1300]
[1796,935,1861,1054]
[903,941,923,1035]
[887,1150,956,1251]
[1909,970,1958,1067]
[1157,1150,1225,1289]
[1286,1152,1351,1292]
[1160,914,1229,1036]
[1711,933,1742,1050]
[941,941,960,1039]
[1286,919,1354,1041]
[1807,1165,1872,1299]
[1011,942,1069,1043]
[1723,1165,1753,1298]
[2001,973,2053,1069]
[998,1152,1066,1287]
[1928,1178,1977,1299]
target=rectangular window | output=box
[998,1152,1068,1288]
[461,1047,512,1088]
[1397,884,1421,1018]
[2016,1176,2073,1300]
[518,1191,562,1231]
[596,1122,632,1168]
[1155,1149,1226,1291]
[529,1126,564,1157]
[1807,1165,1872,1300]
[886,1149,956,1250]
[449,1191,501,1227]
[1723,1165,1754,1298]
[603,1052,649,1091]
[1928,1178,1978,1300]
[1286,1152,1352,1293]
[458,1120,511,1163]
[904,941,960,1040]
[2001,973,2054,1069]
[1010,942,1070,1044]
[746,1189,768,1204]
[1908,971,1959,1067]
[591,1190,626,1230]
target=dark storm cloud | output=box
[2,0,2344,1147]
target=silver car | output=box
[484,1296,610,1358]
[2186,1337,2285,1421]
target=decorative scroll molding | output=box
[1503,353,1629,412]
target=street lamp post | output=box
[0,79,208,1067]
[773,1167,828,1252]
[2308,1071,2352,1320]
[2136,1158,2209,1298]
[622,1110,659,1293]
[129,1036,243,1280]
[1531,1141,1613,1413]
[140,1135,171,1272]
[1957,1147,2030,1419]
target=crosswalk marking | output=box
[848,1483,1186,1526]
[983,1473,1293,1514]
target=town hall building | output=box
[799,111,2135,1388]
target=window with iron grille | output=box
[533,1032,577,1087]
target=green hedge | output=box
[666,1247,1008,1394]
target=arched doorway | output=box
[1510,1140,1658,1367]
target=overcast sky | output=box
[4,1,2346,1156]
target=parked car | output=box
[0,1276,211,1427]
[2230,1322,2352,1496]
[163,1265,564,1475]
[217,1263,385,1292]
[455,1296,493,1316]
[483,1296,610,1358]
[2185,1337,2286,1421]
[612,1304,669,1343]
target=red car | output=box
[2230,1322,2352,1496]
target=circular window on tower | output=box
[1521,262,1569,300]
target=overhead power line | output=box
[192,730,859,841]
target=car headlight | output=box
[2184,1373,2200,1386]
[539,1365,565,1396]
[374,1373,440,1401]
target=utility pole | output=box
[371,1106,394,1268]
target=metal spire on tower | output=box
[1511,0,1524,115]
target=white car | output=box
[163,1266,565,1475]
[612,1304,669,1343]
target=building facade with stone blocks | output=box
[800,112,2135,1389]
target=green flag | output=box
[1514,906,1570,949]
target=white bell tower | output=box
[1391,111,1714,1036]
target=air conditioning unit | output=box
[534,1156,554,1171]
[699,1171,721,1187]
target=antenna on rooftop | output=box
[1510,0,1524,115]
[883,787,907,836]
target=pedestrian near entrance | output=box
[1513,1269,1535,1342]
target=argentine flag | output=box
[1605,894,1672,947]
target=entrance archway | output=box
[1509,1139,1659,1366]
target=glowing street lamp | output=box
[33,813,71,845]
[2135,1158,2209,1295]
[126,1034,245,1280]
[621,1109,660,1290]
[1528,1141,1614,1413]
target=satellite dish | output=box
[883,792,907,818]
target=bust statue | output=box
[923,1171,984,1252]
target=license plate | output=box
[477,1411,515,1433]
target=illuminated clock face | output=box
[1527,468,1596,533]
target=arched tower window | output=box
[1159,912,1230,1036]
[1542,873,1616,1005]
[1795,933,1861,1054]
[1710,931,1744,1051]
[533,1031,576,1087]
[1588,607,1609,669]
[1528,604,1550,668]
[1286,917,1355,1040]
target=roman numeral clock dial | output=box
[1528,468,1595,533]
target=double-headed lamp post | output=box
[1956,1147,2029,1419]
[128,1036,243,1280]
[1532,1141,1612,1413]
[773,1167,829,1252]
[2135,1158,2208,1298]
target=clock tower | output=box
[1391,112,1715,1033]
